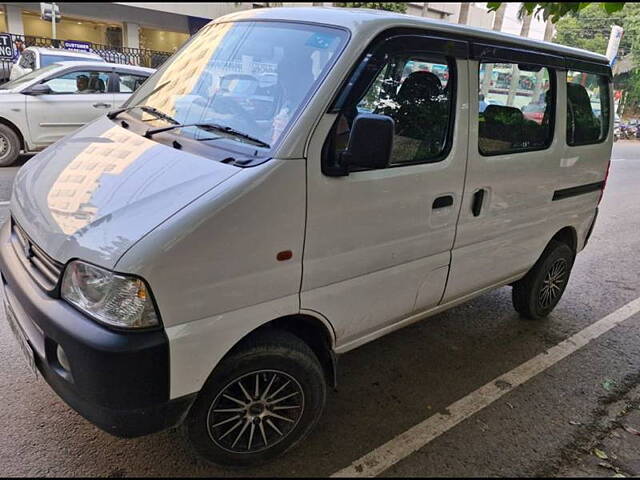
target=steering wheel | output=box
[208,94,259,134]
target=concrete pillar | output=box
[4,4,23,35]
[123,22,139,49]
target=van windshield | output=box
[124,21,348,149]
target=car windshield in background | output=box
[125,21,348,148]
[0,63,61,90]
[40,55,103,67]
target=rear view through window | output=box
[566,70,610,145]
[353,55,453,165]
[478,63,554,155]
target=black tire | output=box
[512,240,575,320]
[0,124,20,167]
[181,329,326,467]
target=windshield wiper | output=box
[107,81,172,120]
[143,122,271,148]
[108,105,179,125]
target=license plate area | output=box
[4,299,37,378]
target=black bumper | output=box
[0,221,195,437]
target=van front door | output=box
[443,49,562,303]
[302,34,469,350]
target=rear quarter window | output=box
[566,71,610,146]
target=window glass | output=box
[117,73,148,93]
[40,55,104,67]
[478,63,554,155]
[0,64,59,90]
[335,54,453,167]
[43,70,110,94]
[566,70,610,145]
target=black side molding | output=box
[552,181,605,201]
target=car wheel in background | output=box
[0,124,20,167]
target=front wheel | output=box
[181,330,327,466]
[0,124,20,167]
[512,240,575,320]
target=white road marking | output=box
[331,297,640,477]
[0,201,9,206]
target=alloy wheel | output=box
[206,370,305,454]
[538,258,568,309]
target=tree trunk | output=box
[480,4,507,96]
[531,20,555,103]
[506,12,533,106]
[457,2,470,25]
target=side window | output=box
[566,70,610,145]
[478,63,554,155]
[333,54,454,167]
[117,73,148,93]
[43,70,110,94]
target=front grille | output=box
[11,218,63,292]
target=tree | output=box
[487,2,625,23]
[554,3,623,55]
[552,2,639,55]
[332,2,407,13]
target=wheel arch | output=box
[227,313,338,389]
[550,226,577,254]
[0,116,25,151]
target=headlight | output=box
[61,260,159,329]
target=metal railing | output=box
[0,32,174,82]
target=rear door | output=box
[443,45,564,302]
[302,33,469,349]
[25,67,114,147]
[112,70,150,108]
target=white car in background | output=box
[9,47,106,81]
[0,61,154,166]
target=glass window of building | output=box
[22,10,122,46]
[0,8,7,33]
[139,28,189,53]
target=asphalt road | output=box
[1,143,640,477]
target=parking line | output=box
[331,297,640,477]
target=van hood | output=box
[11,116,240,268]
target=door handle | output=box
[472,189,485,217]
[93,102,111,108]
[432,195,454,209]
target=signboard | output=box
[0,34,13,59]
[40,2,61,23]
[64,40,92,53]
[606,25,624,65]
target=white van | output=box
[0,8,613,466]
[9,46,106,81]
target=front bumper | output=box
[0,220,195,437]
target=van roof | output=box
[216,6,610,66]
[48,60,155,73]
[27,46,103,58]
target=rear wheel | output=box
[181,330,326,466]
[0,124,20,167]
[512,240,575,320]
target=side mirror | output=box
[341,113,394,172]
[24,83,52,95]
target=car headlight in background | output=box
[61,260,159,329]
